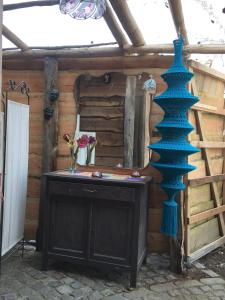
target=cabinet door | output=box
[48,194,89,259]
[90,200,133,266]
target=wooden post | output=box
[124,76,136,168]
[42,57,59,173]
[0,0,2,112]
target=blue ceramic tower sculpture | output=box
[149,37,200,237]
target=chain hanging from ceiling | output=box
[59,0,106,20]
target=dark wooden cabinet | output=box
[40,171,151,287]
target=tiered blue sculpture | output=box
[149,37,200,237]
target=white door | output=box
[2,100,29,255]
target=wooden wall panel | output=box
[78,73,126,167]
[186,67,225,261]
[2,65,171,252]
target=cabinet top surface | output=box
[44,170,152,186]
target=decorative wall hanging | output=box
[49,88,59,102]
[44,107,54,120]
[143,74,156,95]
[149,37,200,237]
[60,0,106,19]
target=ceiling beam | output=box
[3,0,128,48]
[3,46,123,59]
[3,43,225,59]
[126,44,225,54]
[104,1,128,47]
[2,25,30,51]
[109,0,145,46]
[3,42,117,51]
[168,0,189,45]
[3,0,59,11]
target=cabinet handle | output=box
[83,188,97,193]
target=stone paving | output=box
[0,247,225,300]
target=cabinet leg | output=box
[41,255,48,271]
[130,270,137,288]
[143,253,148,265]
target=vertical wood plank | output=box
[43,57,58,173]
[124,76,136,168]
[0,0,2,112]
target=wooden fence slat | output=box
[191,141,225,148]
[188,204,225,224]
[189,60,225,82]
[187,236,225,265]
[189,174,225,187]
[191,104,225,116]
[193,103,217,111]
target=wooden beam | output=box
[4,44,225,59]
[125,44,225,55]
[188,204,225,224]
[3,0,59,11]
[124,76,136,168]
[191,103,225,116]
[2,55,174,71]
[191,141,225,148]
[189,174,225,187]
[2,25,29,51]
[3,46,123,58]
[109,0,145,46]
[42,57,58,173]
[187,236,225,265]
[168,0,189,45]
[104,1,128,47]
[189,60,225,82]
[3,42,117,51]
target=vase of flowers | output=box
[86,136,97,165]
[63,133,89,172]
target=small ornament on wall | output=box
[143,75,156,95]
[49,88,59,102]
[44,107,54,120]
[103,73,111,84]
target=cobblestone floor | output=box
[1,247,225,300]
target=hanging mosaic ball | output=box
[143,75,156,94]
[60,0,106,19]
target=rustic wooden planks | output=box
[42,57,58,173]
[124,76,136,168]
[185,66,225,260]
[79,74,126,167]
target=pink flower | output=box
[77,134,89,148]
[88,136,96,145]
